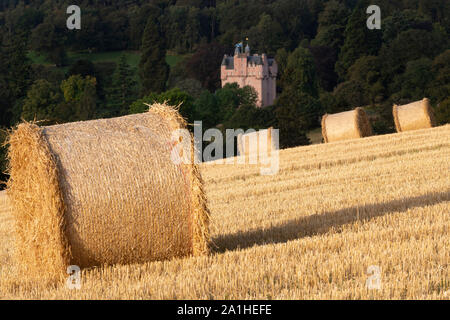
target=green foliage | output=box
[247,13,284,56]
[215,83,258,123]
[335,0,382,80]
[0,31,32,126]
[21,79,62,123]
[67,60,96,78]
[429,50,450,103]
[398,58,434,101]
[312,0,350,51]
[194,90,220,129]
[275,87,321,148]
[332,80,368,109]
[192,83,260,130]
[60,75,98,121]
[130,88,195,124]
[184,42,225,92]
[319,91,339,114]
[105,54,138,117]
[30,18,67,67]
[275,48,289,93]
[275,45,322,143]
[282,46,320,98]
[434,97,450,125]
[348,55,384,104]
[379,28,448,86]
[382,10,432,43]
[139,10,170,95]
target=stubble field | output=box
[0,125,449,299]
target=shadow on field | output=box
[212,190,450,253]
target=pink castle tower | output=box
[220,43,278,107]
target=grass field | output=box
[28,50,184,70]
[0,125,448,299]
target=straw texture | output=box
[393,98,435,132]
[6,103,209,282]
[0,190,11,215]
[321,108,373,143]
[237,128,274,160]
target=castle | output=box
[220,43,278,107]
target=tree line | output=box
[0,0,449,184]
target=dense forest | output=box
[0,0,449,184]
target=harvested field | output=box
[0,125,449,299]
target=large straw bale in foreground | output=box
[393,98,435,132]
[6,103,209,281]
[321,108,373,143]
[237,127,275,159]
[0,190,10,215]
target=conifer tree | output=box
[139,10,169,96]
[107,54,137,116]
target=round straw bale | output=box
[6,103,209,282]
[321,108,373,143]
[393,98,435,132]
[0,190,10,215]
[237,127,274,158]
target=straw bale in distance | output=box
[393,98,435,133]
[237,128,275,160]
[321,108,373,143]
[6,103,209,282]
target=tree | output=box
[194,90,220,129]
[275,89,314,148]
[215,83,257,123]
[60,75,97,121]
[67,60,96,78]
[282,46,320,98]
[434,97,450,125]
[382,9,432,43]
[347,55,384,104]
[128,4,155,50]
[0,31,32,125]
[21,79,62,123]
[429,49,450,103]
[275,46,322,143]
[106,54,137,116]
[308,45,339,92]
[398,58,434,101]
[335,0,382,80]
[30,19,67,67]
[130,88,195,124]
[271,0,315,50]
[312,0,350,51]
[332,80,368,110]
[171,78,204,99]
[184,42,225,92]
[247,13,283,56]
[139,10,169,96]
[275,48,289,94]
[379,28,448,95]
